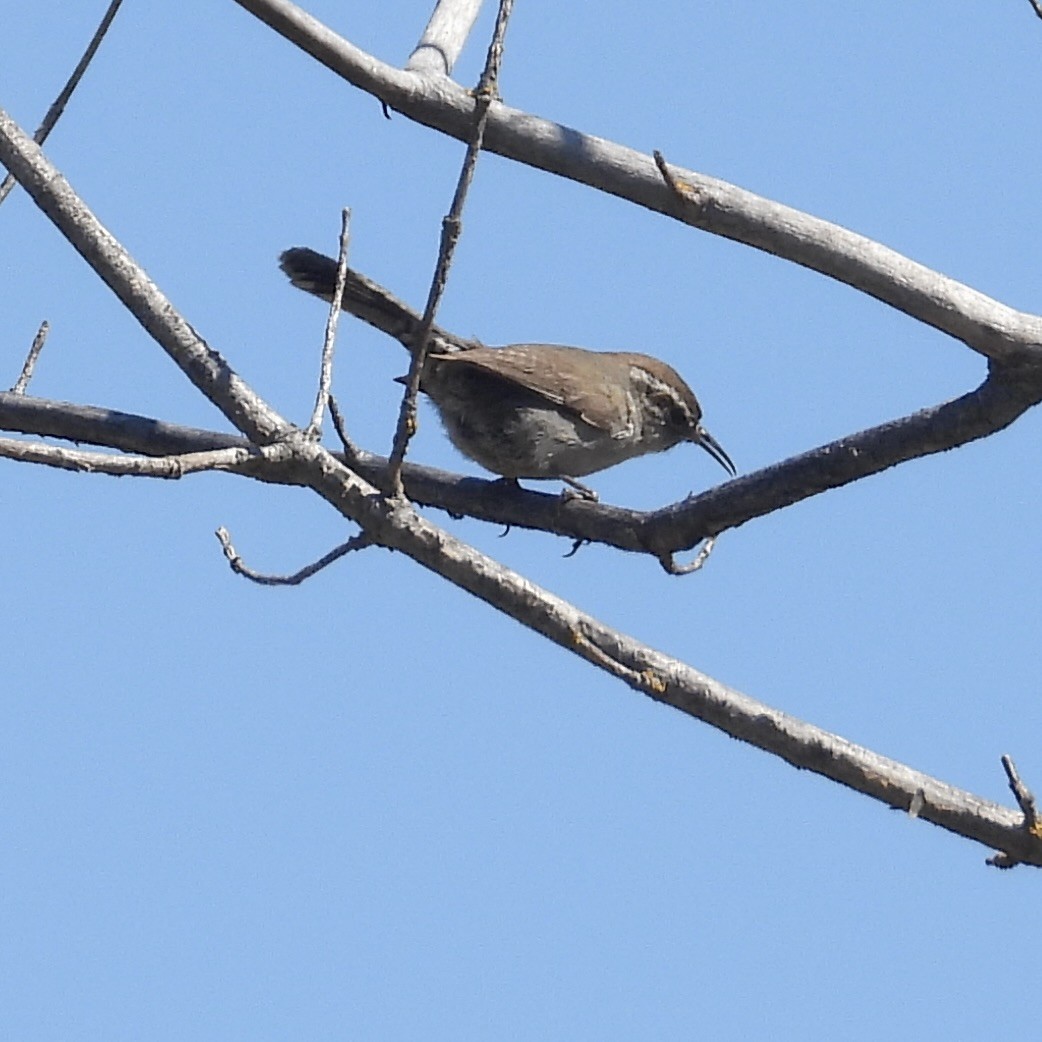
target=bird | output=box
[279,247,735,492]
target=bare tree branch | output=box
[233,0,1042,364]
[387,0,515,496]
[0,435,253,477]
[4,62,1042,864]
[406,0,485,74]
[4,406,1041,862]
[305,208,351,438]
[0,108,287,446]
[0,392,244,455]
[0,0,124,207]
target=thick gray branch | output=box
[234,0,1042,363]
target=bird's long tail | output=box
[279,247,471,354]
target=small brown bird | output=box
[280,247,735,490]
[413,343,735,483]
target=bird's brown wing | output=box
[436,345,634,436]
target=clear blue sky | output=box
[4,1,1042,1038]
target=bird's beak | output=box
[693,425,736,477]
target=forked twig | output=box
[1003,755,1040,830]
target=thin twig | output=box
[986,755,1041,868]
[0,436,252,477]
[328,394,361,465]
[306,208,352,438]
[657,537,716,576]
[1002,755,1040,832]
[0,0,124,207]
[385,0,515,497]
[215,525,372,585]
[10,321,50,394]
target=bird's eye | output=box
[667,402,690,428]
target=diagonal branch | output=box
[233,0,1042,364]
[0,107,286,446]
[4,80,1042,863]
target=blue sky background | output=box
[3,1,1042,1038]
